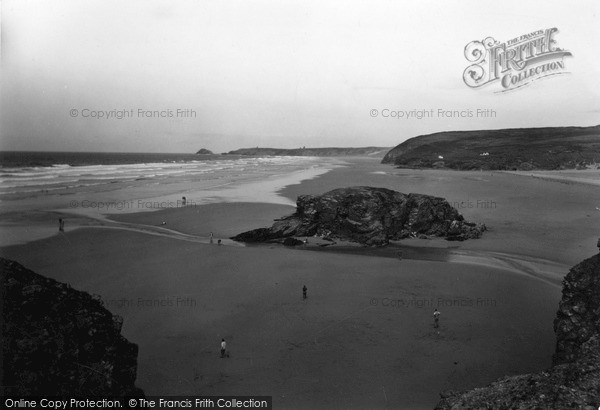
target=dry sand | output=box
[2,156,597,408]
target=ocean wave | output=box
[0,156,323,196]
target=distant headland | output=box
[221,147,389,157]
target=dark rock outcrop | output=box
[195,148,214,155]
[435,252,600,409]
[1,258,143,397]
[382,125,600,170]
[283,237,305,247]
[554,252,600,365]
[232,187,485,246]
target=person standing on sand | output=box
[209,232,214,244]
[433,308,440,328]
[220,338,226,358]
[58,218,64,232]
[303,285,307,300]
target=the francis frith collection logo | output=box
[463,28,572,92]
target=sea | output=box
[0,151,326,201]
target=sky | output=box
[1,0,599,153]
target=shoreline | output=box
[503,169,600,187]
[2,155,584,282]
[0,159,343,247]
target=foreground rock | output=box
[1,258,143,397]
[232,186,485,246]
[554,252,600,365]
[435,251,600,409]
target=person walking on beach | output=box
[220,338,227,358]
[58,218,64,232]
[303,285,307,300]
[433,308,440,328]
[209,232,214,244]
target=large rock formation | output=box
[1,258,143,397]
[435,252,600,409]
[232,187,485,246]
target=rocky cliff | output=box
[435,252,600,409]
[1,258,143,397]
[382,125,600,170]
[232,186,485,246]
[554,252,600,365]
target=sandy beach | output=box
[2,156,598,408]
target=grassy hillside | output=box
[382,125,600,170]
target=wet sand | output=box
[2,156,597,408]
